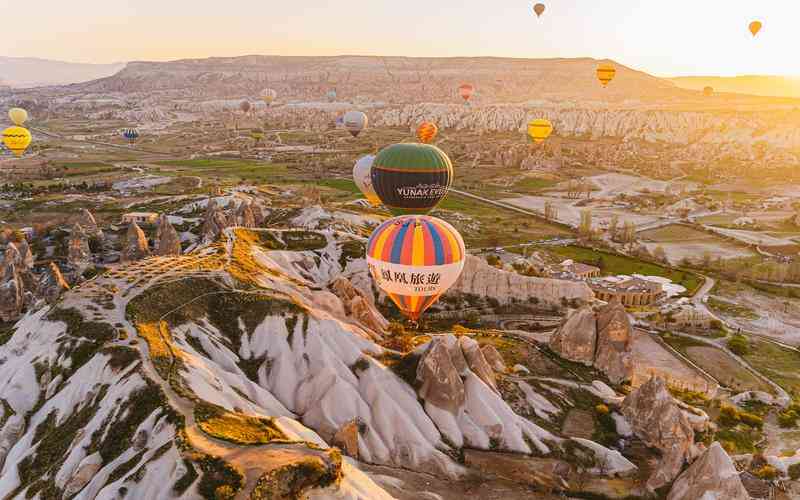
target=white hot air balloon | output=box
[353,154,380,205]
[343,110,368,138]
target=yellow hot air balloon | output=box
[749,21,762,37]
[528,119,553,143]
[2,126,32,157]
[703,86,714,97]
[8,108,28,126]
[596,63,616,87]
[533,3,545,17]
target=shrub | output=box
[754,465,779,480]
[728,334,750,356]
[788,462,800,480]
[594,404,610,415]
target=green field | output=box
[154,159,291,183]
[545,245,703,294]
[743,340,800,398]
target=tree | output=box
[728,334,750,356]
[579,209,593,239]
[608,214,619,240]
[653,245,667,263]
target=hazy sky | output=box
[5,1,800,76]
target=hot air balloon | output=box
[250,128,265,146]
[327,89,337,102]
[122,128,139,145]
[703,86,714,97]
[240,100,251,114]
[533,3,545,17]
[596,63,616,87]
[2,126,32,157]
[8,108,28,126]
[353,154,381,205]
[416,122,438,144]
[371,143,453,215]
[528,118,553,143]
[366,214,466,321]
[343,111,368,138]
[262,88,277,106]
[749,21,762,37]
[458,84,474,103]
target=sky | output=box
[4,0,800,77]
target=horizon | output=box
[5,0,800,77]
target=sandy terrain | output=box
[639,224,756,264]
[712,288,800,346]
[629,330,714,394]
[501,195,661,229]
[683,346,774,394]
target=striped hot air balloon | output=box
[367,215,466,321]
[528,118,553,143]
[371,143,453,215]
[122,128,139,145]
[596,63,616,87]
[2,126,31,157]
[416,121,438,144]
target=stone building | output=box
[589,276,664,307]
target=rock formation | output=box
[0,257,24,322]
[332,420,359,459]
[481,345,507,373]
[621,377,696,491]
[416,338,466,413]
[120,221,150,263]
[200,199,230,242]
[154,214,181,256]
[329,277,388,334]
[447,255,593,308]
[36,262,70,305]
[78,208,104,240]
[548,301,633,383]
[67,223,92,270]
[235,201,257,228]
[459,336,498,393]
[549,306,597,366]
[594,300,633,384]
[667,442,749,500]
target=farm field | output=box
[639,223,756,264]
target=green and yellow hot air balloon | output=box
[370,143,453,215]
[2,126,32,157]
[528,118,553,143]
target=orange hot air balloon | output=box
[458,83,474,103]
[749,21,762,37]
[533,3,545,17]
[416,122,438,144]
[703,86,714,97]
[367,215,466,321]
[596,63,616,87]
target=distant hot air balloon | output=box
[458,83,474,103]
[2,126,32,157]
[343,110,368,138]
[240,100,251,113]
[327,89,337,102]
[533,3,545,17]
[122,128,139,145]
[749,21,762,37]
[367,214,466,321]
[353,154,381,206]
[8,108,28,126]
[596,63,616,87]
[703,86,714,97]
[262,88,277,106]
[528,118,553,143]
[416,122,439,144]
[250,128,265,145]
[371,143,453,215]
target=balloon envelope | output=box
[458,84,474,101]
[367,214,466,321]
[262,88,277,105]
[703,86,714,97]
[416,122,438,144]
[8,108,28,126]
[596,63,616,87]
[343,111,368,137]
[2,126,32,157]
[749,21,762,36]
[122,128,139,144]
[327,89,337,102]
[371,143,453,215]
[528,118,553,143]
[533,3,545,17]
[353,154,381,205]
[240,101,251,113]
